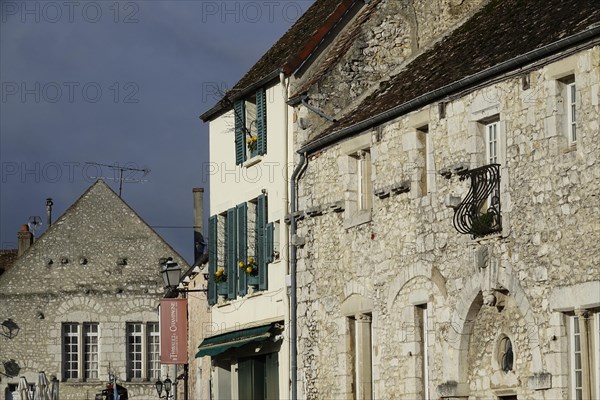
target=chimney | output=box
[193,188,205,261]
[46,197,54,227]
[17,224,33,256]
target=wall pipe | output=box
[289,151,307,400]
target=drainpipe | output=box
[280,70,293,400]
[290,151,307,400]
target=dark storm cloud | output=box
[1,0,314,261]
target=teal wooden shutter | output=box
[208,215,218,305]
[266,222,274,264]
[226,208,237,299]
[234,100,246,165]
[256,194,268,290]
[256,88,267,155]
[237,202,248,296]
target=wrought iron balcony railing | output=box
[452,164,502,237]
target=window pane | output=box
[84,323,99,380]
[63,323,79,380]
[147,323,161,379]
[571,316,583,398]
[127,323,143,379]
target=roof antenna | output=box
[46,198,53,227]
[85,162,150,198]
[27,216,43,237]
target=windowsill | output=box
[344,210,372,229]
[128,378,149,383]
[243,155,263,168]
[216,299,231,308]
[470,230,504,243]
[564,143,577,153]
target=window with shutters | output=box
[207,195,274,305]
[234,88,267,166]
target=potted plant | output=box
[246,135,258,155]
[214,267,228,296]
[239,257,259,288]
[471,211,496,236]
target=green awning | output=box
[195,324,272,358]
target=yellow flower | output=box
[246,138,251,144]
[238,261,244,268]
[215,269,223,277]
[248,257,254,264]
[246,266,253,274]
[252,136,257,142]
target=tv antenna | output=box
[27,216,43,236]
[85,162,150,198]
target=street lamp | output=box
[1,319,20,339]
[160,258,208,293]
[155,376,173,399]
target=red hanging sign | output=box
[160,298,188,364]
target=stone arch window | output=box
[496,334,514,373]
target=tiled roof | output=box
[201,0,354,121]
[291,0,381,98]
[306,0,600,146]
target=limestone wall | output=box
[293,0,487,140]
[294,46,600,399]
[0,182,191,399]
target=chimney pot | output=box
[17,225,34,256]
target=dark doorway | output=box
[238,353,279,400]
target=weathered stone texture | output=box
[0,181,189,399]
[294,0,486,141]
[295,45,599,399]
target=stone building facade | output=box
[0,181,189,399]
[286,0,600,399]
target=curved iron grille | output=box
[453,164,501,237]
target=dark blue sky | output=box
[0,0,314,263]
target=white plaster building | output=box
[198,50,295,400]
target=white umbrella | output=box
[35,372,50,400]
[17,376,31,400]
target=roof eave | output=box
[200,69,282,123]
[299,25,600,156]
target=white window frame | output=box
[63,323,79,380]
[418,304,430,400]
[348,313,373,400]
[148,322,161,380]
[83,323,99,380]
[245,95,258,159]
[486,121,499,165]
[570,315,583,400]
[127,322,160,381]
[356,150,372,212]
[62,322,99,381]
[340,132,373,228]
